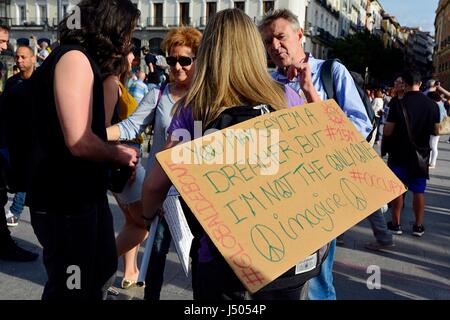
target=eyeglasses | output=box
[166,56,196,67]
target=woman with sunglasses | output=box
[141,8,320,300]
[106,26,202,300]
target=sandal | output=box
[121,278,137,289]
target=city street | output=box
[0,137,449,300]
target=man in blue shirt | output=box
[259,9,372,300]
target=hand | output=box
[286,55,314,90]
[286,56,320,103]
[114,144,139,167]
[128,165,137,183]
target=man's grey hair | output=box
[426,79,436,88]
[258,9,301,32]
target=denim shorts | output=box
[116,160,146,205]
[388,165,427,193]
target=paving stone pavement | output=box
[1,138,449,300]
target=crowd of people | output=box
[0,0,447,300]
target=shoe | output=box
[387,221,403,235]
[121,278,137,289]
[6,215,19,227]
[380,204,389,214]
[412,225,425,237]
[0,240,39,262]
[365,241,395,251]
[429,165,435,169]
[107,286,120,296]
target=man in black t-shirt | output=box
[0,26,39,262]
[2,46,36,227]
[382,70,440,237]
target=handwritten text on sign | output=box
[156,100,406,293]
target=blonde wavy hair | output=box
[176,8,287,127]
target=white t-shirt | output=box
[38,48,49,60]
[371,97,384,117]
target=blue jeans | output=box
[367,208,393,245]
[9,192,25,216]
[308,239,336,300]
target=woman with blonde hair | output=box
[141,8,319,300]
[106,26,202,299]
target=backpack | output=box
[179,105,328,296]
[320,59,378,146]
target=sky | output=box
[378,0,439,35]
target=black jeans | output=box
[30,197,117,300]
[0,187,11,244]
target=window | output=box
[39,4,47,25]
[19,5,26,24]
[153,3,163,26]
[63,5,69,18]
[263,1,274,14]
[180,2,189,26]
[207,2,217,17]
[234,1,245,11]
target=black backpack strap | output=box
[320,59,339,100]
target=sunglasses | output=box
[166,56,196,67]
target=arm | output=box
[433,123,440,136]
[106,124,121,141]
[103,75,119,127]
[333,63,372,138]
[382,122,395,137]
[437,85,450,98]
[148,62,155,74]
[114,87,158,141]
[54,50,138,167]
[142,137,179,223]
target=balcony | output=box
[316,27,336,45]
[317,0,340,19]
[11,17,53,29]
[0,16,11,26]
[145,16,193,28]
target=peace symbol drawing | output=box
[251,224,285,262]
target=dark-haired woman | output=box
[28,0,140,300]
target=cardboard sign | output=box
[156,99,406,293]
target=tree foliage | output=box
[330,31,405,86]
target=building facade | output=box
[365,0,383,37]
[406,29,434,79]
[4,0,309,52]
[304,0,340,59]
[434,0,449,87]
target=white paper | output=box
[163,194,193,277]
